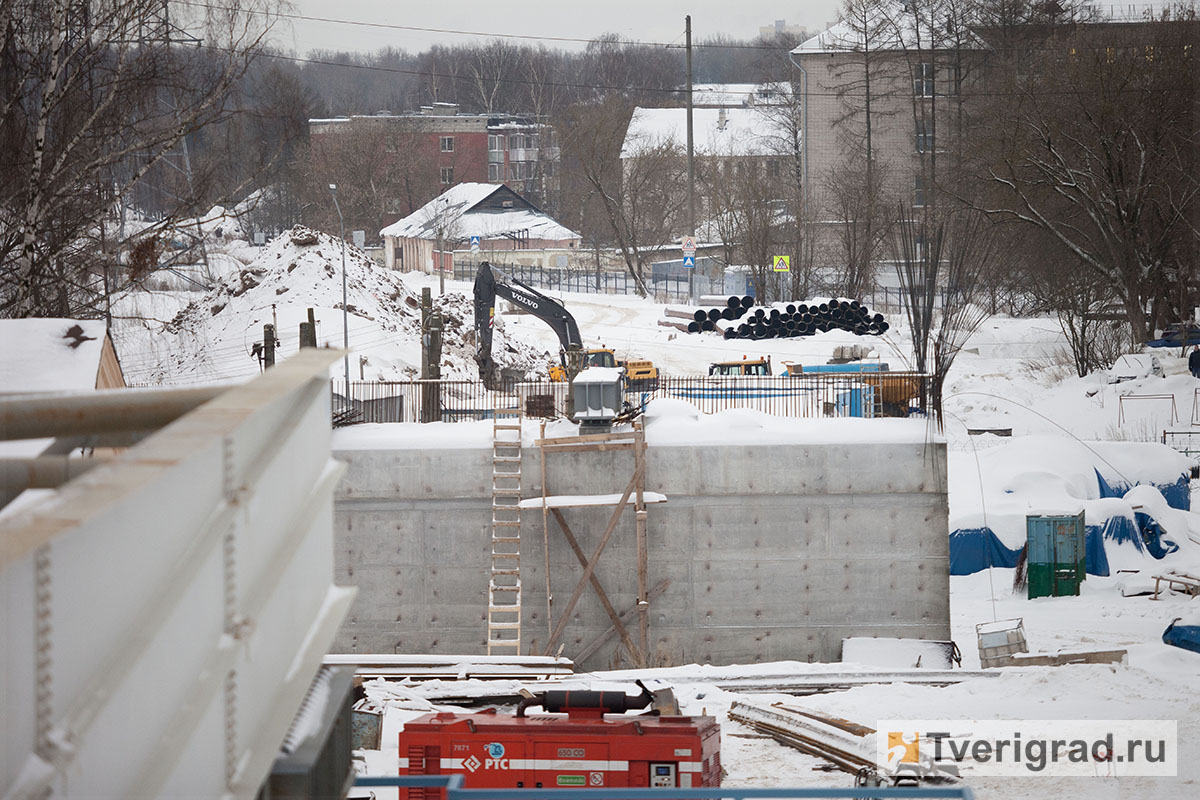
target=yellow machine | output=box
[548,349,659,391]
[708,356,772,376]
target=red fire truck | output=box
[398,688,721,793]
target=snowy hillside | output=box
[114,226,551,385]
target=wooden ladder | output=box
[487,406,523,654]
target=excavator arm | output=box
[473,262,583,386]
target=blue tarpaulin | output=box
[1096,468,1190,511]
[1162,620,1200,654]
[948,528,1022,575]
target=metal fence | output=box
[452,261,726,303]
[332,373,930,425]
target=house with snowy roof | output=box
[0,318,125,395]
[380,182,581,273]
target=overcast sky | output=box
[281,1,843,55]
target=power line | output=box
[177,0,799,51]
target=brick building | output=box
[309,105,558,224]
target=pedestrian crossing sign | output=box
[773,255,790,272]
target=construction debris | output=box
[728,700,959,783]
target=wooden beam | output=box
[549,508,640,661]
[634,423,649,657]
[541,460,645,655]
[528,443,635,454]
[574,579,671,663]
[534,432,638,447]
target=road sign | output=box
[352,230,366,249]
[773,255,790,272]
[469,235,481,252]
[681,235,697,254]
[682,255,696,269]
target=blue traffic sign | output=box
[682,255,695,268]
[469,235,481,249]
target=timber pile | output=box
[666,295,890,340]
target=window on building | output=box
[767,158,782,178]
[488,162,500,182]
[509,134,522,150]
[488,134,504,152]
[440,136,454,152]
[441,166,454,185]
[913,62,934,98]
[915,118,934,153]
[914,174,927,207]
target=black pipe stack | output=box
[682,297,890,341]
[685,295,754,333]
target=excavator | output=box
[473,262,658,390]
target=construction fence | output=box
[331,372,931,425]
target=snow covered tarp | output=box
[949,436,1193,576]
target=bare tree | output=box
[0,0,277,318]
[558,98,686,295]
[892,204,1001,422]
[975,11,1200,343]
[826,155,894,298]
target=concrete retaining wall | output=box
[331,439,950,669]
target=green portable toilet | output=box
[1026,512,1086,599]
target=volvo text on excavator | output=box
[473,262,584,388]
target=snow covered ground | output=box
[107,231,1200,797]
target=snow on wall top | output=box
[0,318,108,393]
[332,400,941,451]
[621,107,790,159]
[142,226,550,384]
[379,183,579,243]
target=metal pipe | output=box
[0,387,222,442]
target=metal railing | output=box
[452,261,726,303]
[332,373,930,425]
[353,775,976,800]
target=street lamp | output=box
[328,183,350,393]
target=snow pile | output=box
[949,435,1199,576]
[128,226,551,384]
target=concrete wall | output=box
[331,440,950,669]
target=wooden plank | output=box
[534,432,638,447]
[529,443,635,454]
[549,508,640,661]
[540,421,552,640]
[541,460,645,655]
[574,579,671,663]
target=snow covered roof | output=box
[380,183,579,243]
[793,6,985,55]
[0,318,116,394]
[689,83,790,107]
[621,107,792,159]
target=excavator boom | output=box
[474,262,583,386]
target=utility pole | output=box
[263,324,276,369]
[437,218,445,295]
[299,307,317,348]
[329,184,350,394]
[685,15,696,304]
[420,288,439,423]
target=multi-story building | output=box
[308,105,558,223]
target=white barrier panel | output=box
[1,350,355,799]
